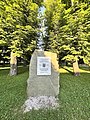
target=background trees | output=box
[0,0,39,65]
[0,0,90,68]
[44,0,90,66]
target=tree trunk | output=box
[10,64,17,75]
[10,52,17,76]
[73,60,80,76]
[71,0,74,6]
[3,59,5,67]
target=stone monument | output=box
[23,49,59,112]
[27,49,59,97]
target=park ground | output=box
[0,66,90,120]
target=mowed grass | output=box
[0,66,90,120]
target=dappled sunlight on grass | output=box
[1,65,89,74]
[0,65,29,70]
[59,68,69,73]
[0,66,90,120]
[79,69,90,73]
[0,66,10,70]
[59,66,90,73]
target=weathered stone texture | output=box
[27,50,59,97]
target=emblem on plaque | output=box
[37,57,51,75]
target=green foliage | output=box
[0,0,90,65]
[44,0,90,65]
[0,0,39,61]
[0,40,6,45]
[32,0,43,6]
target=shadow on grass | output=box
[61,65,90,74]
[18,66,29,74]
[62,66,73,75]
[0,69,10,76]
[79,66,90,71]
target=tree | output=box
[0,0,39,75]
[44,0,90,69]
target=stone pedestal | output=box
[27,50,59,97]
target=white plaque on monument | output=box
[37,57,51,75]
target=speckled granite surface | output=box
[27,49,59,97]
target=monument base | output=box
[23,96,59,113]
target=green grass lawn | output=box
[0,66,90,120]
